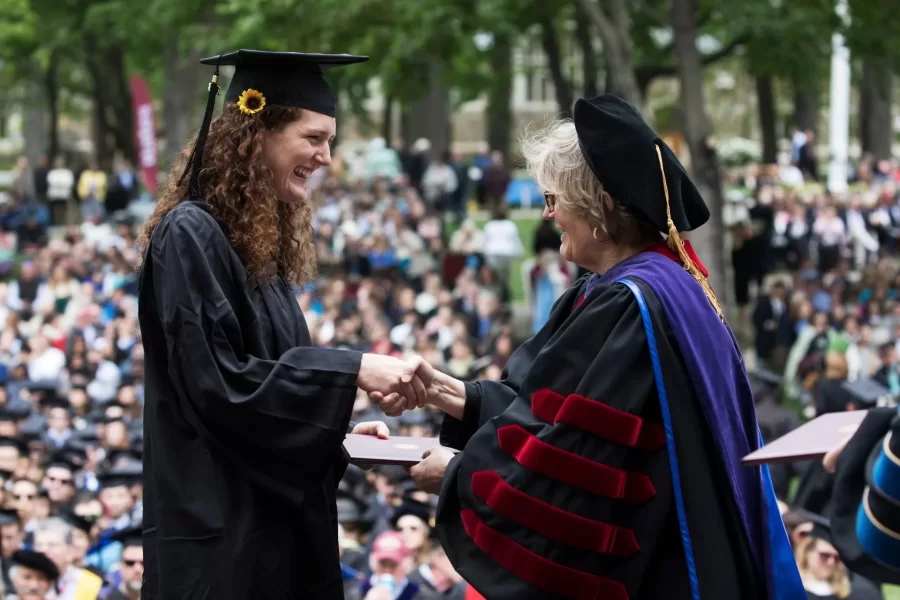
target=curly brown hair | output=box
[138,103,316,284]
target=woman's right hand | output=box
[369,361,466,421]
[358,354,431,414]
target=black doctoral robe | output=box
[436,275,763,600]
[138,202,361,599]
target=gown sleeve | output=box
[440,380,517,450]
[148,206,361,495]
[439,279,588,451]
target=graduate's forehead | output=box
[292,110,336,139]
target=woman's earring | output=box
[593,227,598,240]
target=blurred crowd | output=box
[734,147,900,599]
[1,127,897,599]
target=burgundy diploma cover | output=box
[742,410,870,466]
[342,434,459,467]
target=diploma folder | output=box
[741,410,870,466]
[342,434,458,467]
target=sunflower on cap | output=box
[237,89,266,115]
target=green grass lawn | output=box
[887,587,900,599]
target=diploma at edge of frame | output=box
[341,433,458,467]
[741,409,870,466]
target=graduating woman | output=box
[137,50,427,599]
[390,95,806,599]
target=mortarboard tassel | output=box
[179,57,222,200]
[654,144,725,323]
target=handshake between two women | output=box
[355,353,439,417]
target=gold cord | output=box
[654,144,725,323]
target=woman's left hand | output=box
[409,447,456,495]
[350,421,390,439]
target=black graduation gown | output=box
[138,202,361,599]
[436,276,762,600]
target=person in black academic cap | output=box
[379,95,805,599]
[96,465,140,534]
[0,439,23,479]
[57,509,95,569]
[7,549,58,600]
[793,514,882,600]
[134,49,434,600]
[0,412,19,441]
[40,452,77,509]
[40,398,73,450]
[391,497,437,592]
[104,527,143,600]
[336,489,373,574]
[0,509,23,560]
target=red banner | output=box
[130,75,158,196]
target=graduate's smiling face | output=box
[262,110,335,205]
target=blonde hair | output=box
[520,119,658,246]
[795,536,851,598]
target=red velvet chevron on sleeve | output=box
[496,424,655,503]
[531,389,665,450]
[471,470,640,556]
[460,509,630,600]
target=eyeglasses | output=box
[544,192,557,212]
[123,559,143,567]
[817,551,840,563]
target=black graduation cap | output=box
[9,549,59,581]
[97,463,142,489]
[0,436,26,455]
[840,379,894,410]
[336,490,373,531]
[39,394,70,412]
[71,426,100,446]
[180,49,369,200]
[26,380,60,393]
[130,436,144,458]
[110,525,142,548]
[85,407,111,426]
[467,356,496,379]
[829,408,900,584]
[3,405,32,421]
[572,94,709,233]
[805,513,834,545]
[44,450,78,473]
[0,508,20,526]
[374,464,409,485]
[390,497,434,530]
[106,448,142,467]
[59,509,93,536]
[0,409,20,425]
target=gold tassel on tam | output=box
[653,144,726,323]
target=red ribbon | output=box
[645,240,709,278]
